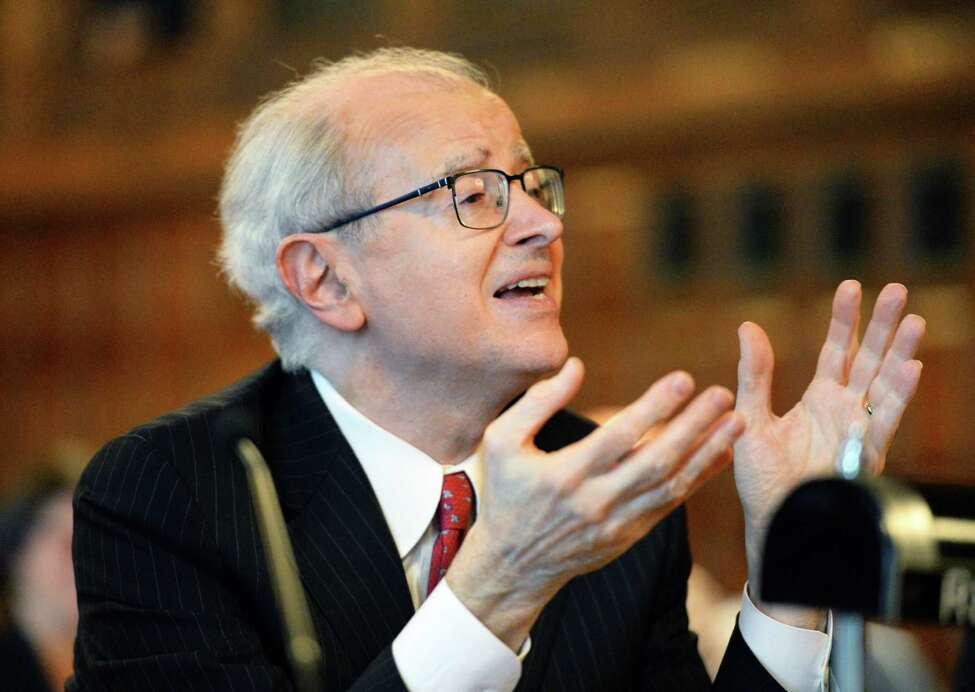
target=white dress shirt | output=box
[310,370,831,691]
[739,587,832,691]
[311,371,523,691]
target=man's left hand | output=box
[733,280,925,627]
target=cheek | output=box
[551,242,565,298]
[355,230,495,332]
[364,260,485,339]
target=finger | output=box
[813,279,862,384]
[608,413,743,528]
[864,314,926,408]
[609,386,735,492]
[736,321,774,422]
[847,284,908,396]
[571,370,696,472]
[485,357,585,454]
[864,359,923,473]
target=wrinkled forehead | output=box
[332,72,532,189]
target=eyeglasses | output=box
[312,165,565,233]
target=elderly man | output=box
[69,48,925,691]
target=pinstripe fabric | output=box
[69,361,782,691]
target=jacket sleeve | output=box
[635,507,713,691]
[636,507,783,691]
[68,434,406,692]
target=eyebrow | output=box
[433,142,536,181]
[435,147,490,180]
[513,141,535,168]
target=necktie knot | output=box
[436,472,474,531]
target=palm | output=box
[733,281,926,542]
[735,380,868,530]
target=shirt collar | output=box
[310,370,482,559]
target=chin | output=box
[514,330,570,378]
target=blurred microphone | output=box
[762,475,975,623]
[219,410,324,692]
[762,475,975,692]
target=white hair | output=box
[217,48,492,371]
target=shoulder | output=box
[127,360,289,449]
[79,360,300,499]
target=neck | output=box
[313,352,532,465]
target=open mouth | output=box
[493,277,549,300]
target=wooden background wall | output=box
[2,0,973,682]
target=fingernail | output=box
[710,387,732,406]
[671,372,692,395]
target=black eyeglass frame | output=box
[311,165,565,233]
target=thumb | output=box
[486,357,585,452]
[736,322,774,422]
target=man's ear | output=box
[276,234,365,332]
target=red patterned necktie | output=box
[427,471,475,595]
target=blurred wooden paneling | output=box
[0,210,273,485]
[2,1,974,683]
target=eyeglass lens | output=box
[524,167,565,220]
[452,168,564,230]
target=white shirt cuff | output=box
[738,583,832,692]
[392,580,524,691]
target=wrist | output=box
[744,521,827,631]
[446,528,555,651]
[743,522,767,588]
[446,573,543,652]
[745,581,827,632]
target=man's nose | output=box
[500,185,564,247]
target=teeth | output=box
[504,277,549,291]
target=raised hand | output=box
[447,357,745,650]
[732,280,925,620]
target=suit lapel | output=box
[252,372,600,688]
[261,368,414,681]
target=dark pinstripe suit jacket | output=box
[69,361,781,691]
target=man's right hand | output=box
[447,356,744,651]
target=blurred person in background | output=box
[0,465,79,692]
